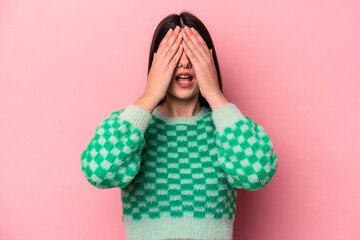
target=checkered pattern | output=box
[215,115,278,191]
[121,116,238,221]
[80,103,278,227]
[80,108,145,189]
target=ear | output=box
[210,49,213,56]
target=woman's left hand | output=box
[182,26,221,100]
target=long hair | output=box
[148,11,223,108]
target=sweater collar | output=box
[152,106,210,124]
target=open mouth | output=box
[176,76,193,82]
[175,72,193,83]
[175,74,194,88]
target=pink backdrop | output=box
[1,0,359,239]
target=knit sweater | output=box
[80,102,278,240]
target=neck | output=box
[157,94,202,118]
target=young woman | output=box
[80,11,278,240]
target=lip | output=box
[175,72,193,78]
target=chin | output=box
[167,87,199,100]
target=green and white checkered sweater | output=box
[80,102,278,240]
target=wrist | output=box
[206,91,230,112]
[134,94,158,114]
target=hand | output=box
[144,26,184,103]
[181,26,221,100]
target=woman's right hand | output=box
[144,25,183,103]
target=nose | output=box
[178,49,191,68]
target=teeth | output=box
[177,75,191,78]
[176,74,192,83]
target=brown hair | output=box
[148,11,223,108]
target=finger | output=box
[170,42,184,67]
[182,39,200,66]
[191,27,211,57]
[158,26,181,58]
[183,27,207,62]
[164,31,183,65]
[156,28,173,56]
[183,26,208,59]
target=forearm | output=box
[206,91,230,112]
[134,93,160,114]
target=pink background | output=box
[1,0,359,239]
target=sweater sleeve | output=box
[212,103,278,191]
[80,104,152,189]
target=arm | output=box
[212,103,278,191]
[80,104,152,189]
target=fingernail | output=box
[175,26,180,31]
[178,33,182,38]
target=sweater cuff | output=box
[211,103,247,133]
[119,104,152,134]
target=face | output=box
[166,27,200,101]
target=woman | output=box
[80,11,278,240]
